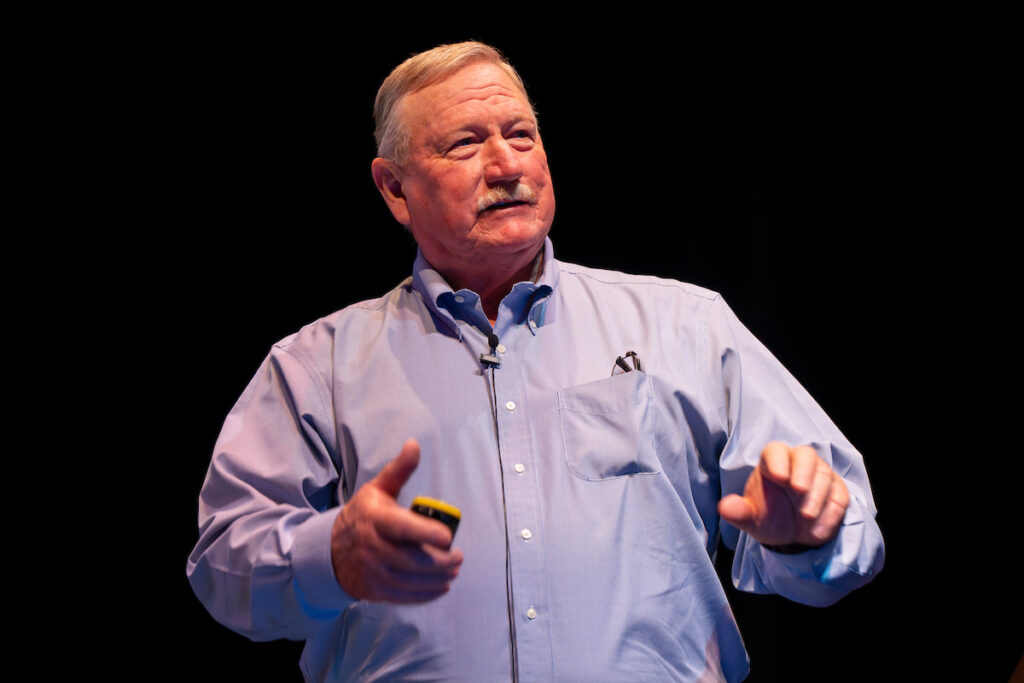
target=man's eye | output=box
[509,130,535,146]
[450,138,474,150]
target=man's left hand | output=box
[717,441,849,549]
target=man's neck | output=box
[444,248,544,322]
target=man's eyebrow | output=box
[436,113,535,137]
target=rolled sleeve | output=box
[732,484,885,606]
[705,295,885,605]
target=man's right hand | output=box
[330,439,463,603]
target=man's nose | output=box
[483,137,523,185]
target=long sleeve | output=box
[704,295,885,606]
[184,248,886,679]
[186,339,355,641]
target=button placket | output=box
[489,326,550,674]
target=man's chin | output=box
[473,221,549,256]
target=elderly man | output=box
[188,42,884,681]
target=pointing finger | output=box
[799,461,835,519]
[789,445,820,493]
[759,441,792,484]
[810,475,850,542]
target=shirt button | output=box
[528,320,538,329]
[526,607,537,620]
[505,401,516,411]
[520,528,532,540]
[496,344,506,354]
[513,463,525,473]
[454,295,464,303]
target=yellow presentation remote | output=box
[410,496,461,544]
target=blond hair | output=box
[374,41,535,163]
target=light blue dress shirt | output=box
[187,238,884,681]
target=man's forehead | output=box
[405,62,533,124]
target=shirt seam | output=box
[696,294,725,438]
[272,343,334,431]
[556,263,721,300]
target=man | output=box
[188,42,884,681]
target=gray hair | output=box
[373,41,535,163]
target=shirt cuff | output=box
[752,499,884,606]
[291,508,357,613]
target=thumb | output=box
[718,494,757,532]
[371,438,421,498]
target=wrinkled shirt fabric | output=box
[187,238,884,682]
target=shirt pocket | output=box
[558,372,661,481]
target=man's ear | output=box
[371,158,411,226]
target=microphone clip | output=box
[480,333,502,368]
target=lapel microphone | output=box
[480,333,501,368]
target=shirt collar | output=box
[412,237,557,340]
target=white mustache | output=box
[476,184,536,213]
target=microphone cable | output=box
[481,333,519,682]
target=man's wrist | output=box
[762,542,816,555]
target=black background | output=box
[7,5,1017,681]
